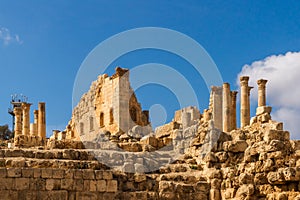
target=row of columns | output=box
[220,76,268,132]
[14,102,46,140]
[239,76,268,128]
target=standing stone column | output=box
[257,79,268,107]
[31,110,38,136]
[211,86,223,130]
[29,110,38,136]
[34,110,39,124]
[222,83,231,132]
[14,107,23,137]
[240,76,250,128]
[247,86,253,125]
[230,91,238,130]
[22,103,31,136]
[38,102,46,140]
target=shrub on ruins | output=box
[0,124,13,140]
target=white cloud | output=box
[0,26,23,45]
[237,52,300,139]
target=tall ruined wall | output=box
[66,67,149,141]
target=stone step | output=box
[0,149,97,161]
[0,157,109,170]
[159,171,206,183]
[159,163,201,174]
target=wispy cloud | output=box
[0,26,23,45]
[237,52,300,139]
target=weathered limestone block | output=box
[223,140,248,152]
[118,142,142,152]
[230,129,246,141]
[267,120,283,131]
[265,140,287,152]
[170,129,182,140]
[262,159,275,172]
[258,113,272,123]
[210,189,221,200]
[106,180,118,192]
[195,181,210,193]
[236,184,254,198]
[239,173,254,185]
[123,162,135,173]
[61,178,74,190]
[256,106,272,116]
[41,168,53,178]
[267,171,285,184]
[140,135,158,148]
[0,168,7,178]
[38,191,68,200]
[15,178,30,190]
[206,169,222,179]
[204,152,218,163]
[134,163,145,173]
[254,173,268,185]
[82,169,95,179]
[264,130,290,143]
[45,179,61,190]
[222,188,236,199]
[211,178,222,189]
[215,152,228,163]
[130,125,152,138]
[7,168,21,178]
[134,174,147,183]
[52,169,65,179]
[155,121,180,138]
[280,167,299,181]
[174,106,200,124]
[257,184,274,197]
[159,181,175,196]
[290,140,300,151]
[102,171,113,180]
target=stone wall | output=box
[0,168,119,200]
[65,67,150,141]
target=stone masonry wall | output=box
[0,168,119,200]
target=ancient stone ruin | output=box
[12,102,46,148]
[1,67,300,200]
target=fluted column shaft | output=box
[22,103,31,136]
[247,86,253,125]
[240,76,250,128]
[211,86,223,130]
[38,102,46,140]
[257,79,268,107]
[14,107,23,137]
[230,91,238,130]
[222,83,231,132]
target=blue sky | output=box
[1,1,300,137]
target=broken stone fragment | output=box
[256,106,272,116]
[223,140,248,152]
[236,184,254,197]
[264,130,290,143]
